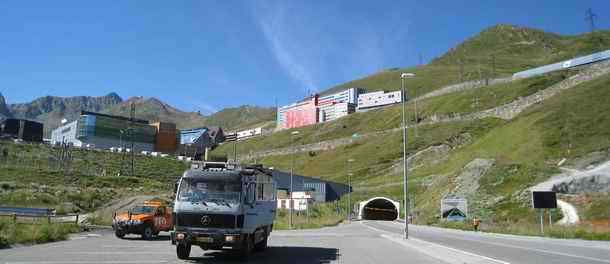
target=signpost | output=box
[531,191,557,234]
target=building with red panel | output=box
[282,95,318,129]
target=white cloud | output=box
[253,3,318,94]
[251,2,412,93]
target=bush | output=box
[0,218,79,247]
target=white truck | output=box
[170,162,277,260]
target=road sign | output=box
[440,195,467,220]
[531,191,557,209]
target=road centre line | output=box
[360,221,510,264]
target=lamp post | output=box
[289,130,300,229]
[401,72,415,239]
[347,159,355,222]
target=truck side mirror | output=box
[245,183,256,206]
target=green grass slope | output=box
[215,69,610,238]
[0,141,187,212]
[323,25,610,98]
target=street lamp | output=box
[347,159,355,222]
[401,72,415,239]
[289,130,300,229]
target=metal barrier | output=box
[0,207,80,224]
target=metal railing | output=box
[0,207,80,225]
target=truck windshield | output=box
[130,206,155,214]
[177,178,241,205]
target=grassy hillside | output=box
[202,105,276,131]
[212,65,610,238]
[323,25,610,97]
[212,70,570,157]
[0,140,187,212]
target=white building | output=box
[51,121,82,147]
[317,88,362,123]
[357,90,402,110]
[236,127,263,140]
[277,191,312,211]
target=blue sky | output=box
[1,1,608,114]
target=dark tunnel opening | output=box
[362,198,398,221]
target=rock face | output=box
[553,174,610,193]
[0,93,11,118]
[453,158,495,198]
[533,160,610,194]
[387,144,452,175]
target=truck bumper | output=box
[173,228,243,249]
[113,222,146,235]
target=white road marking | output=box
[360,221,510,264]
[381,234,511,264]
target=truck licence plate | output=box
[197,236,213,243]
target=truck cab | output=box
[112,200,173,239]
[171,162,276,260]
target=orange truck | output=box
[112,200,173,239]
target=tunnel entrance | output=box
[361,198,398,221]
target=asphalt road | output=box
[363,220,610,264]
[1,221,609,264]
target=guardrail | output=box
[0,207,80,225]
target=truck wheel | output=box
[176,243,191,260]
[240,234,253,261]
[115,230,125,239]
[254,235,268,251]
[142,225,154,240]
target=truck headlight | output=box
[225,235,237,242]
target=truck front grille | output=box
[176,213,244,229]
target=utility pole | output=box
[458,58,465,83]
[585,8,602,51]
[130,102,135,176]
[585,8,598,33]
[289,131,300,229]
[477,61,482,82]
[414,87,419,139]
[346,159,355,222]
[491,54,496,79]
[401,72,415,239]
[233,140,237,162]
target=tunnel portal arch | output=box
[358,197,400,221]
